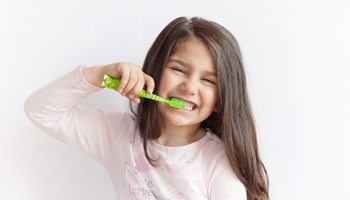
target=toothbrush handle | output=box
[102,74,168,103]
[138,90,168,103]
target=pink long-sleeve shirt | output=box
[24,65,247,200]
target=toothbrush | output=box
[101,74,189,110]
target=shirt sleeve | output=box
[23,65,126,166]
[208,151,247,200]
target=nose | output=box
[180,77,198,96]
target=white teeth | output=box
[170,96,197,111]
[184,103,195,111]
[185,102,197,110]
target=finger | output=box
[133,97,141,104]
[130,71,145,97]
[123,70,138,96]
[118,68,130,93]
[144,74,155,94]
[127,96,140,104]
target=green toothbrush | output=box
[101,74,188,110]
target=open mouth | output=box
[169,96,198,111]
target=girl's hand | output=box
[100,62,155,104]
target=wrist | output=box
[82,65,104,88]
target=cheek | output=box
[158,73,178,95]
[202,88,218,108]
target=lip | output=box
[168,95,199,108]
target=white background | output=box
[1,0,349,199]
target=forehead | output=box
[167,38,216,75]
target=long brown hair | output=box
[129,16,269,199]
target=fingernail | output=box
[129,94,135,98]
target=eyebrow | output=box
[168,59,217,76]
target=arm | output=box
[23,65,125,165]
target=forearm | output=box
[24,66,102,127]
[24,65,121,164]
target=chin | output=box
[158,106,192,125]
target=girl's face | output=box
[157,37,218,128]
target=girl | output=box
[24,16,269,199]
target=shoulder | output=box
[202,130,247,199]
[95,109,137,138]
[97,109,135,126]
[201,129,226,164]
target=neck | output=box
[154,123,205,147]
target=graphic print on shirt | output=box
[122,152,188,200]
[123,162,157,199]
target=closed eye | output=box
[203,79,216,84]
[171,67,185,73]
[170,66,216,84]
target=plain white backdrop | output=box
[1,0,349,199]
